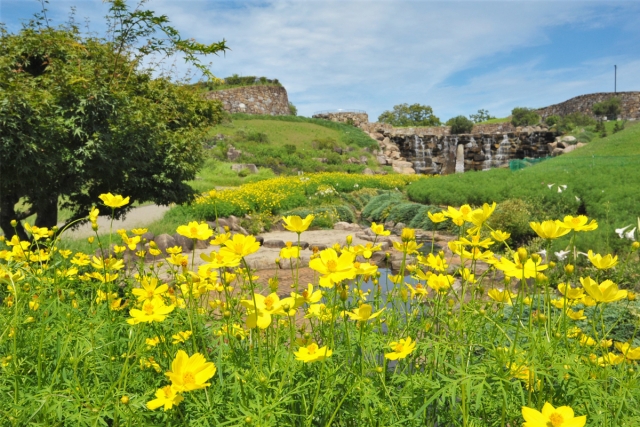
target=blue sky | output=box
[2,0,639,120]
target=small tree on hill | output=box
[592,97,621,121]
[378,103,441,127]
[511,107,540,127]
[446,116,474,134]
[469,109,496,123]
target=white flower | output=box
[575,196,581,202]
[559,184,567,190]
[625,227,637,241]
[547,183,555,189]
[537,249,547,262]
[557,187,563,193]
[554,250,570,261]
[615,225,632,239]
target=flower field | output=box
[1,194,640,426]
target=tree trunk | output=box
[0,193,28,240]
[34,194,59,229]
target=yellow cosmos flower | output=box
[594,352,625,367]
[24,223,50,241]
[587,250,618,270]
[370,222,391,236]
[392,240,423,255]
[530,220,571,240]
[167,253,189,267]
[127,299,175,325]
[308,248,356,287]
[557,283,585,300]
[147,385,184,411]
[406,283,429,299]
[614,342,640,360]
[282,214,315,233]
[91,256,124,271]
[490,230,511,242]
[521,402,586,427]
[427,211,447,223]
[292,283,323,304]
[172,330,192,344]
[580,276,627,303]
[219,234,261,259]
[418,252,448,272]
[457,233,494,249]
[166,246,183,255]
[384,337,417,360]
[565,309,587,320]
[444,205,473,226]
[132,277,168,303]
[131,228,148,235]
[99,193,130,208]
[280,242,300,259]
[176,221,213,241]
[467,202,496,234]
[344,304,385,321]
[209,232,231,246]
[560,215,598,232]
[427,273,454,293]
[240,293,285,329]
[165,350,217,392]
[488,289,516,305]
[494,255,548,279]
[89,206,99,224]
[400,228,416,242]
[200,250,241,269]
[294,343,333,363]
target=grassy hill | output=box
[407,120,640,252]
[190,114,381,191]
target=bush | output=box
[387,202,424,225]
[486,199,534,244]
[284,144,297,154]
[362,192,405,222]
[593,97,621,120]
[378,103,441,127]
[408,205,447,231]
[511,107,540,127]
[326,152,342,165]
[544,115,560,127]
[446,115,474,134]
[288,102,297,116]
[246,130,270,144]
[313,137,338,151]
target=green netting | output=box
[509,156,552,171]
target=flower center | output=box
[571,217,580,225]
[190,227,198,236]
[264,296,274,310]
[549,412,564,427]
[143,302,155,315]
[161,385,173,398]
[147,290,155,299]
[234,244,244,254]
[394,343,404,353]
[183,372,195,386]
[306,344,318,354]
[326,259,338,272]
[302,290,309,299]
[286,241,293,248]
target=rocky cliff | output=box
[204,85,290,115]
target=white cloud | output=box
[3,0,639,119]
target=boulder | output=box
[195,239,210,249]
[226,146,242,161]
[334,222,362,231]
[376,156,387,165]
[231,164,258,174]
[576,142,587,148]
[172,233,194,252]
[561,135,576,143]
[263,240,285,249]
[359,156,368,164]
[141,231,155,242]
[363,168,374,175]
[154,234,177,253]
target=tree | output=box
[469,109,495,123]
[592,97,621,121]
[511,107,540,127]
[288,102,298,116]
[0,0,228,239]
[378,103,441,127]
[446,116,474,134]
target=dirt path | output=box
[59,204,171,239]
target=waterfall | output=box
[494,134,511,164]
[412,135,427,171]
[455,143,465,173]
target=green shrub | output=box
[593,97,621,120]
[284,144,297,154]
[288,102,297,116]
[511,107,540,127]
[246,130,270,144]
[282,204,356,229]
[326,152,342,165]
[387,202,424,224]
[408,205,447,231]
[362,192,405,222]
[446,115,474,134]
[544,115,560,127]
[486,199,534,244]
[314,137,339,151]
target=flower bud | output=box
[565,264,574,274]
[632,241,640,250]
[531,253,541,263]
[549,261,556,268]
[92,223,99,231]
[87,237,95,244]
[517,247,528,263]
[120,396,129,405]
[339,288,348,301]
[375,366,383,373]
[346,235,353,245]
[536,273,547,283]
[628,291,637,301]
[223,310,231,319]
[10,220,17,227]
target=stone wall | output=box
[537,92,640,120]
[311,111,369,127]
[204,85,290,115]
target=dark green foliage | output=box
[545,115,561,127]
[387,202,424,224]
[613,121,625,134]
[511,107,540,127]
[408,205,446,231]
[326,152,342,165]
[0,10,228,238]
[446,115,474,134]
[378,103,441,127]
[556,113,596,133]
[469,109,495,123]
[313,137,339,151]
[195,74,280,91]
[592,97,621,120]
[283,144,297,154]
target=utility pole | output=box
[614,65,617,94]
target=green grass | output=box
[476,116,511,124]
[188,160,276,192]
[407,120,640,252]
